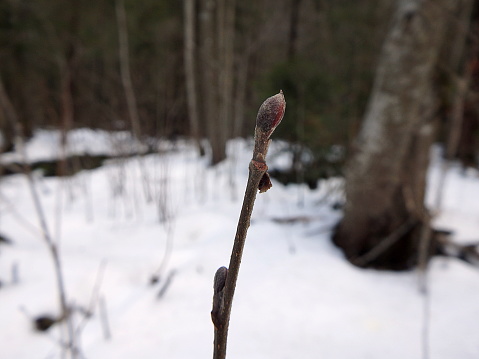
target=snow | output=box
[0,128,146,164]
[1,130,479,359]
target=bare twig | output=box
[99,295,111,341]
[115,0,152,202]
[0,76,77,358]
[74,261,107,338]
[150,206,176,285]
[24,134,78,359]
[211,91,286,359]
[157,269,176,299]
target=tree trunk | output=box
[217,0,235,144]
[116,0,142,140]
[199,0,220,164]
[183,0,202,152]
[58,47,76,177]
[441,0,476,167]
[454,12,479,168]
[333,0,456,270]
[0,77,16,153]
[198,0,235,165]
[233,51,249,138]
[0,75,21,139]
[287,0,302,62]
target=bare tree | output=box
[333,0,459,270]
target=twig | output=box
[99,295,111,341]
[150,219,175,285]
[115,0,152,202]
[25,151,77,359]
[157,269,176,299]
[0,191,41,237]
[11,261,19,284]
[211,91,286,359]
[0,75,77,358]
[74,261,107,338]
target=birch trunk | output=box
[333,0,456,270]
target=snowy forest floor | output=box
[1,129,479,359]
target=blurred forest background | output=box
[0,1,401,164]
[1,0,478,172]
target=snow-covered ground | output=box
[0,129,478,359]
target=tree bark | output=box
[199,0,220,164]
[333,0,456,270]
[116,0,142,140]
[287,0,302,62]
[198,0,235,165]
[58,52,76,177]
[217,0,235,144]
[0,76,19,147]
[183,0,202,151]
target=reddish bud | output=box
[256,90,286,138]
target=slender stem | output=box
[25,155,77,358]
[211,91,285,359]
[213,160,267,359]
[1,76,76,357]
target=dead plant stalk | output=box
[0,76,77,358]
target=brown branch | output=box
[211,92,285,359]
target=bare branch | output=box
[211,91,285,359]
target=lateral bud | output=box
[211,266,228,328]
[258,172,273,193]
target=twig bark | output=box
[211,91,285,359]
